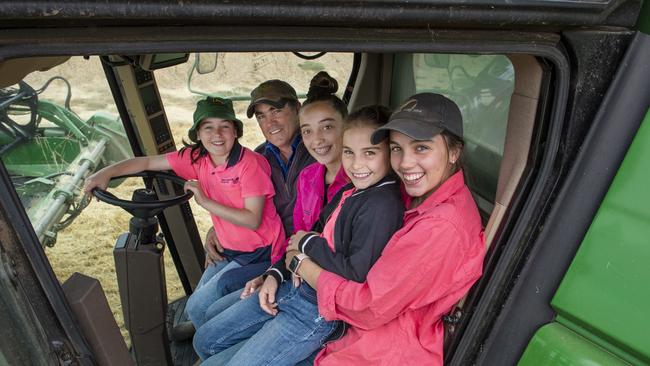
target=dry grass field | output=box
[21,53,352,344]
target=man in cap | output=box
[248,79,315,235]
[198,81,314,297]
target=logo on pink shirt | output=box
[221,177,240,184]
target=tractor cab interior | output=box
[0,48,549,365]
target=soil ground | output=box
[21,53,352,344]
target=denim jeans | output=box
[201,342,318,366]
[196,282,337,365]
[203,289,244,324]
[215,261,271,294]
[185,260,242,327]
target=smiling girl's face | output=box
[299,101,344,167]
[342,124,391,190]
[389,131,459,203]
[197,118,237,165]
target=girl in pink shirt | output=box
[292,93,486,366]
[84,96,285,329]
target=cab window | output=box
[391,53,515,215]
[155,52,355,150]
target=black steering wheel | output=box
[92,170,193,219]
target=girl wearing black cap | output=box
[287,93,486,366]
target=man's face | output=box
[254,102,300,149]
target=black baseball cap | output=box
[246,79,299,118]
[371,93,463,144]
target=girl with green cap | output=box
[84,96,286,330]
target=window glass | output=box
[155,52,354,150]
[155,52,353,256]
[1,53,354,345]
[391,53,515,208]
[1,56,153,343]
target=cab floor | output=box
[168,296,199,366]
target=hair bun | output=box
[307,71,338,99]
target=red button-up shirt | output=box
[315,171,485,365]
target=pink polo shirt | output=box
[166,146,286,261]
[314,171,485,366]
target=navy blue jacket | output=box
[265,175,404,284]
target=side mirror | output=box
[196,53,217,74]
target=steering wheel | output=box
[92,170,193,219]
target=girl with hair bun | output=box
[209,71,350,305]
[196,97,405,366]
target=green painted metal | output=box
[38,100,91,144]
[636,0,650,35]
[518,323,631,366]
[535,107,650,365]
[2,137,81,176]
[1,80,131,247]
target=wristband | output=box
[264,268,284,284]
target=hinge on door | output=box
[0,249,19,288]
[51,340,75,366]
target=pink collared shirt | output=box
[292,162,349,233]
[315,171,485,366]
[166,148,286,262]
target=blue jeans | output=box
[202,342,318,366]
[186,260,242,327]
[196,282,337,365]
[216,261,271,294]
[203,289,244,324]
[187,259,272,328]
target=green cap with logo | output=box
[189,96,243,141]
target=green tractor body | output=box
[0,80,131,246]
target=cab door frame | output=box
[458,31,650,366]
[0,1,645,364]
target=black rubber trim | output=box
[343,53,362,105]
[474,31,650,366]
[0,27,560,59]
[292,51,326,60]
[0,1,641,29]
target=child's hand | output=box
[204,227,224,267]
[184,180,207,206]
[258,276,279,316]
[292,274,302,288]
[241,276,264,299]
[287,231,311,252]
[83,171,111,198]
[285,249,300,270]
